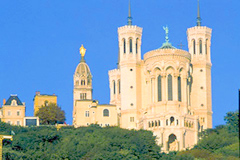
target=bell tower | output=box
[73,45,93,103]
[118,0,143,129]
[73,45,93,126]
[187,0,212,129]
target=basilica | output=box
[73,1,212,152]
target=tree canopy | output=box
[1,124,162,159]
[35,103,65,125]
[1,110,239,159]
[224,110,239,133]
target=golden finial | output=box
[79,44,86,58]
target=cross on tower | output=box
[178,41,185,49]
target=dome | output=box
[144,48,191,63]
[74,61,92,79]
[159,41,176,49]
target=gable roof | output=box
[5,95,23,105]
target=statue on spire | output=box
[163,26,169,43]
[79,44,86,62]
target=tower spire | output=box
[197,0,201,26]
[127,0,132,25]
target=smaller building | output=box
[73,45,118,127]
[23,117,39,127]
[0,95,26,126]
[33,91,57,115]
[74,100,118,127]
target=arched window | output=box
[44,100,49,106]
[193,39,196,54]
[205,39,208,55]
[136,38,138,54]
[103,109,109,117]
[81,80,85,85]
[118,80,121,94]
[11,100,16,106]
[168,74,173,101]
[176,120,179,125]
[158,120,161,126]
[166,119,168,126]
[113,81,116,94]
[148,122,151,128]
[152,121,154,127]
[87,79,91,85]
[155,121,157,126]
[158,75,162,101]
[170,117,174,126]
[76,80,79,85]
[199,40,202,54]
[129,38,133,53]
[178,76,181,102]
[123,39,126,54]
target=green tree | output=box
[36,103,65,125]
[224,110,239,133]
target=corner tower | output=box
[187,0,212,129]
[118,0,143,129]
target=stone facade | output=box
[73,7,212,152]
[0,95,26,126]
[73,45,118,128]
[108,22,212,151]
[33,91,57,115]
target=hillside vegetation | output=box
[1,111,238,160]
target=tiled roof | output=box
[5,95,23,105]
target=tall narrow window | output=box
[136,38,138,54]
[80,93,87,100]
[87,79,91,85]
[123,39,126,54]
[170,116,174,126]
[193,40,196,54]
[178,76,182,101]
[118,80,121,94]
[205,39,208,55]
[113,80,116,94]
[130,117,134,122]
[199,40,202,54]
[129,39,133,53]
[158,75,162,101]
[168,74,173,101]
[81,80,85,85]
[85,111,89,117]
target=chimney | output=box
[53,93,55,96]
[36,91,40,95]
[3,99,6,105]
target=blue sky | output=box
[0,0,239,127]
